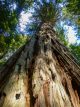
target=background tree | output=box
[0,0,33,65]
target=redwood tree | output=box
[0,1,80,107]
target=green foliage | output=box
[27,1,59,35]
[9,35,28,51]
[0,60,6,69]
[15,0,33,9]
[56,26,68,46]
[39,2,58,23]
[0,0,33,60]
[0,35,7,53]
[0,1,17,32]
[70,44,80,65]
[56,0,63,3]
[66,0,80,15]
[0,0,33,33]
[0,34,28,68]
[63,0,80,27]
[0,35,28,59]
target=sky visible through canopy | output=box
[20,11,79,44]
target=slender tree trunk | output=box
[0,23,80,107]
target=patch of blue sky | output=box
[19,11,32,32]
[61,21,80,44]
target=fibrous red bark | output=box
[0,23,80,107]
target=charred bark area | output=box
[28,58,36,107]
[33,36,40,56]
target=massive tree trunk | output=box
[0,23,80,107]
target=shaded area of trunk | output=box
[0,44,26,90]
[0,23,80,107]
